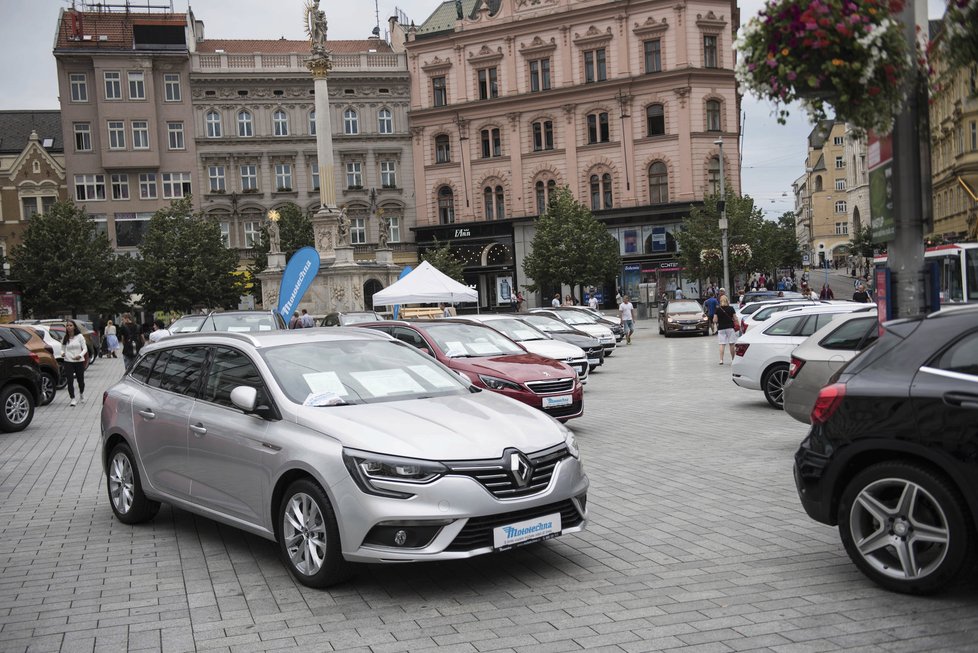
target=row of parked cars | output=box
[725,295,978,595]
[97,304,632,587]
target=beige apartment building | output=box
[797,121,851,269]
[395,0,741,307]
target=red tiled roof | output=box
[55,10,188,50]
[197,39,392,54]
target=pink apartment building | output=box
[397,0,741,308]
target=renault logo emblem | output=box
[509,452,532,487]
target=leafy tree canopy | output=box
[133,198,242,313]
[522,187,620,292]
[421,238,465,282]
[9,201,129,317]
[847,224,875,260]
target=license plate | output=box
[683,326,696,330]
[493,512,562,550]
[543,394,573,408]
[587,357,601,365]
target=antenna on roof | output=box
[373,0,380,37]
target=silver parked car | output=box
[101,329,588,588]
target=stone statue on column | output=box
[377,216,390,250]
[305,0,328,56]
[337,206,351,247]
[266,209,286,270]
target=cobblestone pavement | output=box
[2,322,977,653]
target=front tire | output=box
[40,371,57,406]
[277,479,354,588]
[56,362,68,389]
[106,443,160,524]
[838,462,973,595]
[761,363,789,409]
[0,384,35,433]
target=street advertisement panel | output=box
[0,292,20,324]
[277,247,321,320]
[875,266,891,328]
[867,131,895,244]
[496,276,512,305]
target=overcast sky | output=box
[0,0,945,220]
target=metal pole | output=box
[716,138,730,293]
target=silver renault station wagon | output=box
[101,329,589,587]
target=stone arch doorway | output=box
[363,279,383,310]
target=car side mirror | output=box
[230,385,258,412]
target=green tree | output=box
[847,224,874,260]
[9,201,129,317]
[133,198,242,313]
[521,187,620,294]
[421,238,464,282]
[675,191,766,284]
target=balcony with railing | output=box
[192,51,407,73]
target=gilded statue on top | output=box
[305,0,328,55]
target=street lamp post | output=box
[715,138,730,294]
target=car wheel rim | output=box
[850,478,950,581]
[41,376,54,403]
[5,391,30,425]
[767,369,788,406]
[283,492,327,576]
[109,453,135,514]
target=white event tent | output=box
[371,260,479,306]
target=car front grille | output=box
[445,498,584,552]
[526,378,575,394]
[543,400,582,419]
[585,346,603,357]
[446,444,570,499]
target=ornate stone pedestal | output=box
[374,248,394,265]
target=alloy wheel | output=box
[4,390,30,426]
[41,375,55,404]
[109,453,135,514]
[283,492,328,576]
[765,367,789,407]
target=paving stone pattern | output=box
[2,323,977,653]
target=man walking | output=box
[300,309,315,328]
[704,290,719,335]
[119,313,141,370]
[618,294,635,345]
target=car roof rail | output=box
[161,330,260,347]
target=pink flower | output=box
[767,58,779,68]
[787,70,798,80]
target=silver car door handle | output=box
[190,423,207,436]
[138,409,155,419]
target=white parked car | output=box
[529,309,617,356]
[451,315,590,382]
[731,304,874,408]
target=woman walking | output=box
[62,321,87,406]
[104,319,119,358]
[713,293,739,365]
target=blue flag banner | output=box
[277,247,321,320]
[392,265,413,320]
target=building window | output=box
[646,104,665,136]
[587,112,610,144]
[590,173,613,210]
[529,58,551,92]
[132,121,149,149]
[351,216,366,244]
[833,136,844,146]
[308,109,316,135]
[435,135,451,163]
[835,200,847,213]
[74,174,106,201]
[69,73,88,102]
[703,36,718,68]
[208,166,226,193]
[649,162,668,204]
[381,160,396,188]
[644,40,662,73]
[167,122,185,150]
[161,172,192,199]
[706,100,721,131]
[343,108,359,135]
[73,123,92,152]
[238,110,253,137]
[346,162,362,189]
[219,222,230,248]
[478,67,499,100]
[532,120,554,151]
[584,49,607,83]
[163,74,181,102]
[970,120,977,151]
[275,163,293,191]
[139,173,157,199]
[104,71,121,100]
[110,174,129,200]
[835,179,846,191]
[206,111,222,138]
[535,179,557,214]
[815,175,823,191]
[432,76,447,107]
[114,213,152,248]
[244,221,260,248]
[240,164,258,191]
[481,128,501,158]
[484,187,494,220]
[437,186,455,224]
[483,185,505,219]
[128,71,145,99]
[835,221,849,235]
[835,156,845,169]
[378,108,393,134]
[388,216,401,243]
[708,156,721,194]
[273,110,289,136]
[311,160,320,191]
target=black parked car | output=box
[794,305,978,594]
[0,328,42,433]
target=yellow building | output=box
[798,121,851,268]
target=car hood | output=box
[667,311,705,320]
[292,392,567,460]
[550,332,602,348]
[449,352,576,382]
[569,324,614,338]
[519,339,586,359]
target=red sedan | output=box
[356,320,583,421]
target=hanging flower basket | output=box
[935,0,978,80]
[735,0,913,136]
[730,243,753,269]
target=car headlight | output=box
[343,448,447,499]
[479,375,523,391]
[667,317,676,323]
[564,431,580,459]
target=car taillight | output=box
[788,356,805,379]
[811,383,846,425]
[734,343,749,357]
[741,323,748,334]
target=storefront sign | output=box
[419,221,512,242]
[624,263,641,272]
[640,261,682,273]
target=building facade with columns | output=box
[395,0,741,308]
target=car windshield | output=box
[263,339,468,405]
[558,312,595,326]
[339,313,380,325]
[169,316,206,333]
[482,318,548,342]
[668,301,702,313]
[424,323,524,357]
[48,325,66,340]
[209,313,278,332]
[521,315,569,333]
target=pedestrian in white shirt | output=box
[61,321,87,406]
[618,295,635,345]
[588,294,599,311]
[148,319,171,343]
